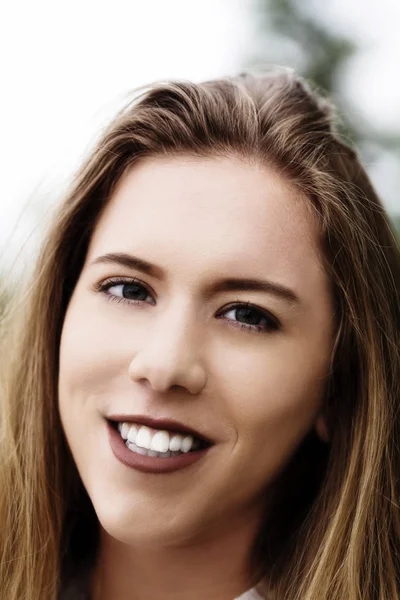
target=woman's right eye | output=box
[96,278,154,305]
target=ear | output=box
[315,413,330,443]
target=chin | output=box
[91,495,209,548]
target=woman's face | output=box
[58,155,334,547]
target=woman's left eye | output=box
[95,279,279,334]
[218,303,280,333]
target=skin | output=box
[58,155,334,600]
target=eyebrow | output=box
[90,252,300,305]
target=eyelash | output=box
[93,277,281,334]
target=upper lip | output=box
[107,414,214,445]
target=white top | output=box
[234,586,265,599]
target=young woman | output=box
[0,68,399,600]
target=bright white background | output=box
[1,0,399,269]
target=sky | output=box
[1,0,399,269]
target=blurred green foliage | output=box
[250,0,400,151]
[249,0,400,236]
[393,215,400,238]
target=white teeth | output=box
[181,435,194,453]
[150,430,170,453]
[126,442,174,458]
[118,421,204,455]
[131,444,148,455]
[147,449,159,457]
[169,434,183,452]
[135,426,152,449]
[119,422,130,440]
[127,425,139,444]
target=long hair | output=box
[1,68,399,600]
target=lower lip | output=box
[106,420,211,474]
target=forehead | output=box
[86,155,326,293]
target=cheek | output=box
[209,344,329,500]
[215,339,328,446]
[58,318,106,403]
[58,293,130,400]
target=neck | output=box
[90,512,261,600]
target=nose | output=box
[128,304,207,395]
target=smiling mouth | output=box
[106,419,213,474]
[108,419,211,459]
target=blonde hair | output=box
[1,69,399,599]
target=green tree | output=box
[248,0,400,234]
[393,215,400,238]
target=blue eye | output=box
[95,278,280,334]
